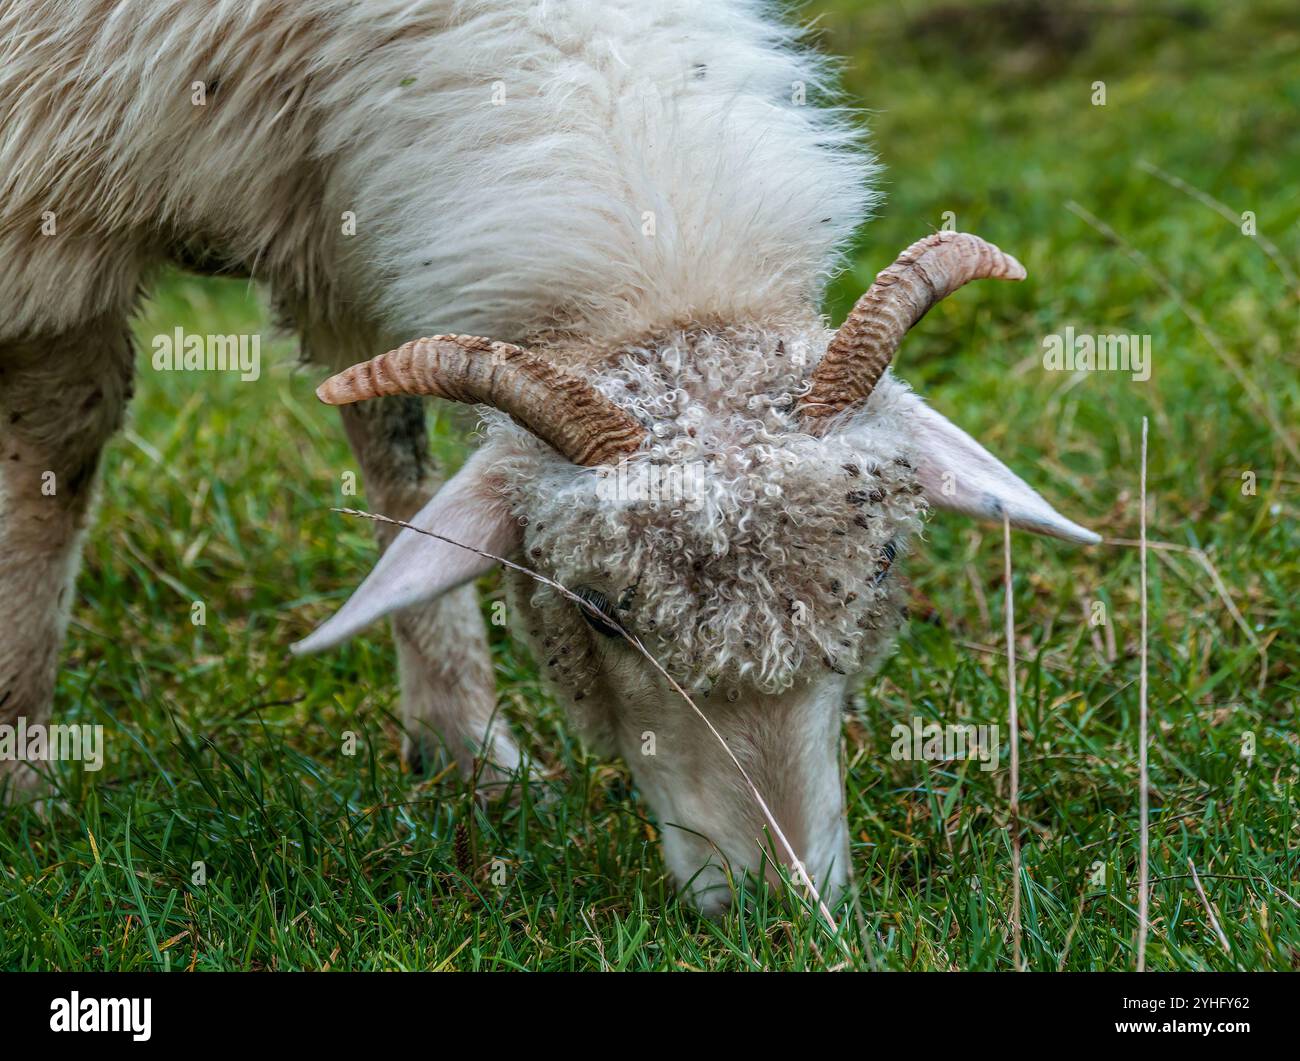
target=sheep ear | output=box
[291,449,520,655]
[902,394,1101,544]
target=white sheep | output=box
[0,0,1096,911]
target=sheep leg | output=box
[0,315,134,796]
[336,395,522,787]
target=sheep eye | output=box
[573,585,624,638]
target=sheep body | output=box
[0,0,878,809]
[0,0,873,346]
[4,1,1071,913]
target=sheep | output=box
[0,0,1097,911]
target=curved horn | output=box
[800,232,1026,433]
[316,334,646,467]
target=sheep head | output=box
[293,232,1098,914]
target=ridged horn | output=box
[800,231,1026,433]
[316,334,646,467]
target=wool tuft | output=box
[484,323,927,714]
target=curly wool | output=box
[485,323,927,698]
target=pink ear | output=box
[291,448,521,655]
[901,393,1100,544]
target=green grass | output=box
[3,0,1297,971]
